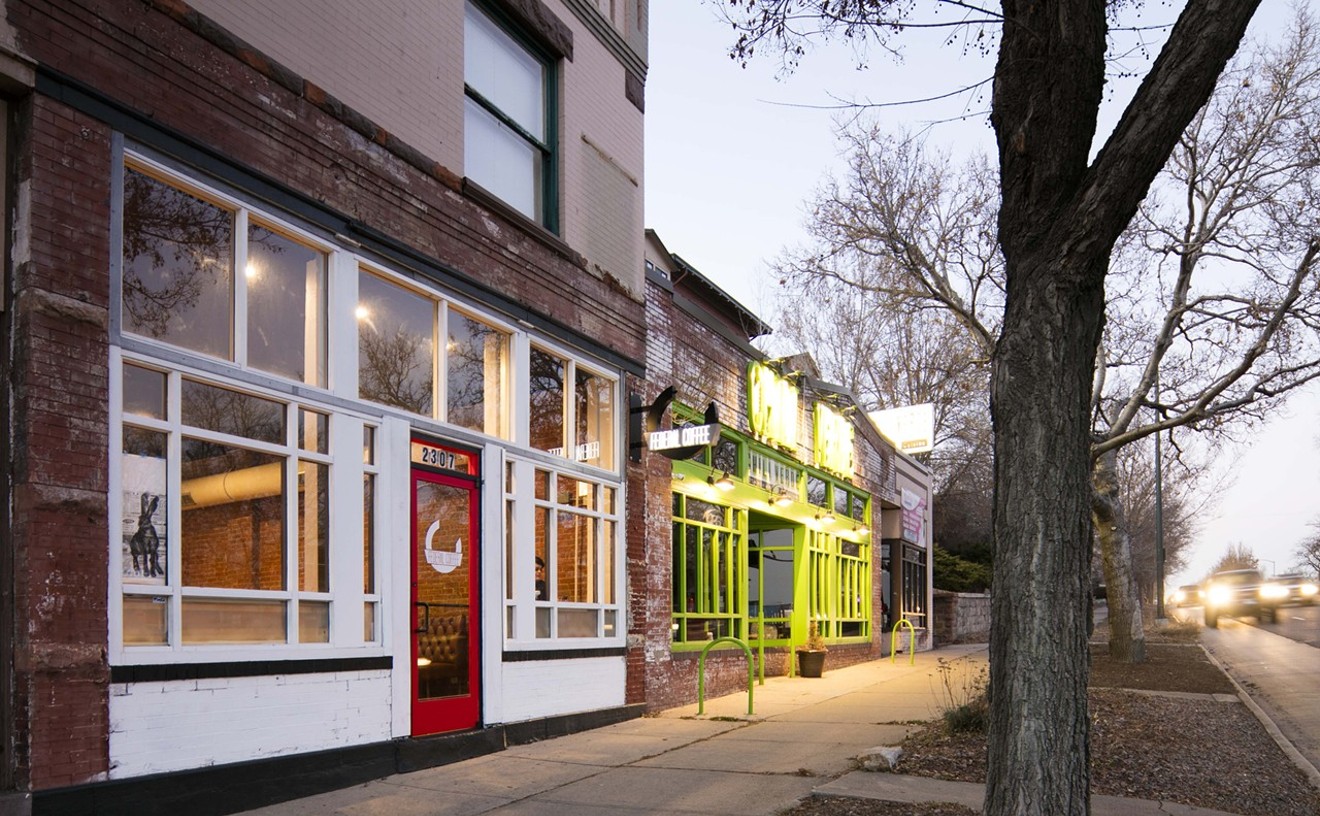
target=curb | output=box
[1200,643,1320,792]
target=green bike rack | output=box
[890,618,916,665]
[697,637,756,716]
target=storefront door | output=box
[410,444,480,735]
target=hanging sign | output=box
[649,422,720,453]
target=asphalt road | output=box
[1172,604,1320,780]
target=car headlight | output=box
[1173,590,1187,603]
[1261,584,1288,600]
[1207,585,1232,605]
[1302,583,1318,597]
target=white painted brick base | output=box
[108,670,393,778]
[497,657,625,723]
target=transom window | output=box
[121,162,327,387]
[356,268,512,439]
[529,346,617,470]
[464,2,555,229]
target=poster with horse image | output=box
[121,452,167,585]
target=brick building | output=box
[638,232,933,711]
[0,1,650,813]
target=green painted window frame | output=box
[670,492,746,650]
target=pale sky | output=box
[643,0,1319,587]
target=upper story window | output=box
[464,2,556,229]
[122,162,327,387]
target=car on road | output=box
[1172,584,1201,607]
[1204,569,1265,628]
[1259,573,1318,614]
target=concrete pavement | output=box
[233,644,1250,816]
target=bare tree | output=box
[722,0,1275,809]
[1207,542,1261,575]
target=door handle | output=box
[414,601,431,634]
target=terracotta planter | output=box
[798,650,826,678]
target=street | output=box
[1172,604,1320,780]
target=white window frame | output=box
[108,348,385,664]
[524,340,621,475]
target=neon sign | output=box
[748,362,799,449]
[814,402,855,477]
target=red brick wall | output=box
[8,0,646,364]
[3,0,648,793]
[8,95,113,789]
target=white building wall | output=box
[108,670,393,778]
[498,657,625,722]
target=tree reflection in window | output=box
[122,168,233,358]
[447,309,509,437]
[529,347,565,452]
[357,271,434,415]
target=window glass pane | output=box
[574,368,614,468]
[506,500,516,601]
[180,438,285,590]
[122,168,234,359]
[357,271,435,415]
[535,606,551,638]
[557,608,597,638]
[121,427,168,584]
[246,223,327,386]
[528,348,564,453]
[464,4,545,138]
[602,520,615,604]
[834,486,850,517]
[363,426,376,465]
[554,512,595,603]
[123,363,166,419]
[363,474,376,593]
[557,474,595,510]
[712,437,738,475]
[181,598,286,644]
[535,505,550,600]
[181,379,284,443]
[807,475,827,507]
[604,486,616,515]
[123,595,168,645]
[299,409,327,453]
[534,468,549,501]
[299,461,329,592]
[364,601,377,642]
[298,601,330,643]
[446,309,509,438]
[464,98,542,222]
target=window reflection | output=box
[246,223,326,386]
[357,271,434,415]
[529,347,564,453]
[122,168,233,359]
[447,309,509,438]
[181,379,284,443]
[575,367,614,468]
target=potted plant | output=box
[797,619,828,678]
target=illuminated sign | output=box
[410,441,474,474]
[649,423,719,452]
[870,404,935,454]
[814,402,855,477]
[748,361,799,449]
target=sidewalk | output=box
[235,645,1243,816]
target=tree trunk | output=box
[1090,450,1146,663]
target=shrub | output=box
[934,656,990,733]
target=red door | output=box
[410,456,480,735]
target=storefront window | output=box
[447,308,510,438]
[246,222,327,385]
[671,494,745,647]
[504,458,622,643]
[116,359,375,652]
[528,347,565,453]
